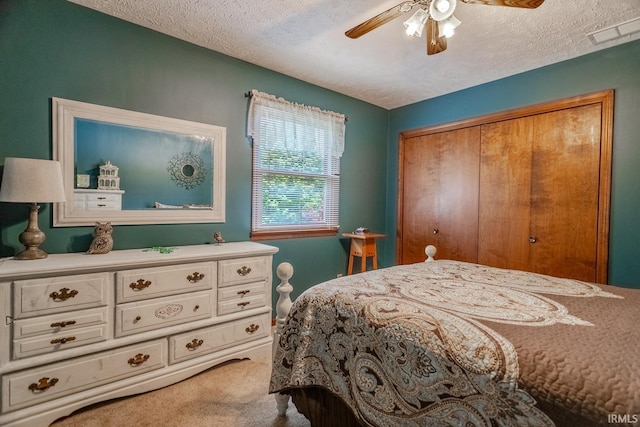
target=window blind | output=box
[247,90,345,236]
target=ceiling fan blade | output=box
[345,1,419,39]
[460,0,544,8]
[426,19,447,55]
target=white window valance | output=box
[247,89,346,158]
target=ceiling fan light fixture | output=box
[403,8,429,37]
[439,14,461,38]
[435,0,451,13]
[429,0,457,22]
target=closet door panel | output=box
[478,117,534,270]
[400,127,480,264]
[436,127,480,263]
[530,104,602,282]
[401,135,440,264]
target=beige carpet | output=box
[51,350,310,427]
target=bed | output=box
[269,246,640,426]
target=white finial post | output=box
[425,245,437,262]
[275,262,294,334]
[274,262,294,416]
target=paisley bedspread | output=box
[270,260,640,426]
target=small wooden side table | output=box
[342,232,386,275]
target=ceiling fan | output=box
[345,0,545,55]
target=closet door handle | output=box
[433,228,439,235]
[529,236,537,243]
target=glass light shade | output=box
[436,0,451,13]
[429,0,457,21]
[403,8,429,37]
[439,14,462,38]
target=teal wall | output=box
[384,40,640,288]
[0,0,389,303]
[2,0,639,295]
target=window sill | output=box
[251,228,338,241]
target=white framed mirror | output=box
[52,97,226,226]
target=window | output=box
[247,90,346,239]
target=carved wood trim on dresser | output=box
[0,242,278,427]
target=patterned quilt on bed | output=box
[270,260,637,426]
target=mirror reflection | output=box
[53,97,226,226]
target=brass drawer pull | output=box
[130,279,152,291]
[128,353,150,366]
[51,336,76,345]
[237,290,251,296]
[51,320,77,328]
[49,288,78,301]
[236,266,252,276]
[237,301,250,308]
[187,272,205,283]
[245,324,260,334]
[186,338,204,350]
[29,377,59,392]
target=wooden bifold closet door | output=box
[397,91,613,283]
[479,104,603,282]
[399,127,480,264]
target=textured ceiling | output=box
[68,0,640,109]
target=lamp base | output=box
[14,203,48,260]
[14,247,49,260]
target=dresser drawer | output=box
[13,273,110,319]
[217,281,265,302]
[2,340,166,412]
[85,199,120,210]
[217,294,266,316]
[85,193,121,203]
[169,313,270,364]
[13,307,108,340]
[13,324,109,360]
[115,291,213,337]
[116,262,215,303]
[218,256,270,288]
[12,307,109,359]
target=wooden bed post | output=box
[274,262,294,416]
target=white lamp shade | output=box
[0,157,67,203]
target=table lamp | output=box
[0,157,66,260]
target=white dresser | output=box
[73,189,125,210]
[0,242,278,427]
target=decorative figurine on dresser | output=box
[87,221,114,254]
[0,242,278,427]
[213,232,225,245]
